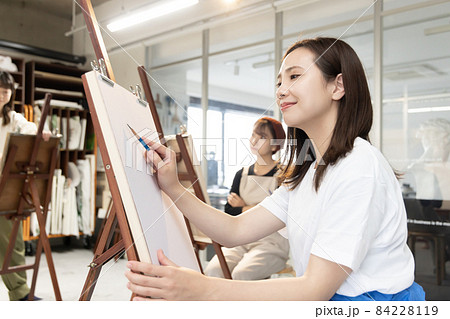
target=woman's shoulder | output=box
[1,110,19,124]
[334,137,389,177]
[234,167,245,177]
[8,110,23,120]
[351,137,379,161]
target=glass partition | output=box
[381,1,450,208]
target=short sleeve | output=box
[310,173,383,271]
[12,111,37,134]
[259,184,289,224]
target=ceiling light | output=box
[107,0,199,32]
[408,106,450,114]
[424,24,450,36]
[252,53,274,69]
[252,59,274,69]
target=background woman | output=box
[205,117,289,280]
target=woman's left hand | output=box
[125,249,212,301]
[42,131,52,142]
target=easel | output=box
[79,0,137,301]
[78,0,230,301]
[138,67,231,278]
[0,93,62,300]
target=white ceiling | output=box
[68,0,450,110]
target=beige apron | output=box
[239,166,278,205]
[205,166,290,280]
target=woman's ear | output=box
[331,73,345,101]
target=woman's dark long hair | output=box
[280,37,373,191]
[0,71,16,125]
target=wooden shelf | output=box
[8,56,25,112]
[24,61,96,241]
[25,61,87,106]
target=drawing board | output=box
[0,134,60,213]
[83,70,199,271]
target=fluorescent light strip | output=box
[424,24,450,36]
[408,106,450,113]
[107,0,199,32]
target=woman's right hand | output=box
[143,138,182,198]
[227,192,246,207]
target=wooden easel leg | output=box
[79,264,102,301]
[29,235,43,300]
[212,241,232,279]
[182,216,205,273]
[193,245,204,274]
[29,179,62,301]
[80,204,124,300]
[93,198,113,252]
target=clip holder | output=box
[131,85,147,106]
[98,58,108,77]
[90,60,99,72]
[136,85,143,100]
[179,124,187,134]
[100,74,114,87]
[92,59,113,87]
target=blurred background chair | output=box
[404,198,450,285]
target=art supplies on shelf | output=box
[35,98,83,109]
[20,59,97,242]
[46,157,96,238]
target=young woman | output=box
[0,70,50,300]
[125,37,425,301]
[204,117,289,280]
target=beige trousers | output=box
[204,231,289,280]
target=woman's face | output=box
[276,47,336,130]
[0,87,12,108]
[249,125,274,157]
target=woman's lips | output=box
[280,102,296,111]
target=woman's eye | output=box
[275,82,281,88]
[290,74,301,80]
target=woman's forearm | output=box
[167,183,241,247]
[207,276,329,301]
[206,254,350,301]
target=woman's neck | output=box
[303,125,335,168]
[254,155,276,175]
[302,107,337,167]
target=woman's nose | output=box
[276,85,288,100]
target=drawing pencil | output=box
[127,124,151,151]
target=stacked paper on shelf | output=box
[68,116,81,150]
[76,155,96,235]
[47,158,96,238]
[50,169,65,235]
[79,118,87,150]
[35,98,83,109]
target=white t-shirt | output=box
[0,111,37,160]
[260,137,414,296]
